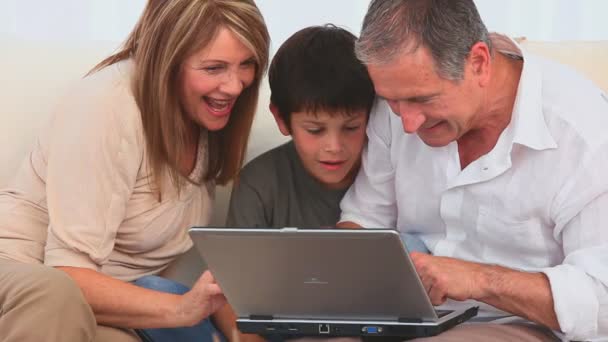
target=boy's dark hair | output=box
[268,24,375,127]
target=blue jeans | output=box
[133,275,226,342]
[401,232,429,254]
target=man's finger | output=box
[428,284,447,306]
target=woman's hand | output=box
[175,270,227,327]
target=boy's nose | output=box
[324,135,343,153]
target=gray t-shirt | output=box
[226,141,347,228]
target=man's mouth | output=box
[422,120,443,130]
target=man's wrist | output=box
[473,263,504,301]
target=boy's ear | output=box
[269,103,291,136]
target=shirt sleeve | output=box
[339,99,398,228]
[542,144,608,340]
[44,78,142,271]
[225,170,269,228]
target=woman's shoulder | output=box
[72,59,136,110]
[51,59,143,139]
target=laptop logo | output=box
[304,277,328,285]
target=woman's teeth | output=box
[206,98,231,110]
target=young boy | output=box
[226,24,373,228]
[220,25,428,341]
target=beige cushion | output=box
[520,39,608,93]
[0,37,118,187]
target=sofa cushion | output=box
[0,36,118,187]
[520,39,608,93]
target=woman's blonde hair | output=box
[91,0,270,194]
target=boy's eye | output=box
[306,128,323,135]
[344,125,361,131]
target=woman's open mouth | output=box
[204,97,235,117]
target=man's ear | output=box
[269,103,291,136]
[468,41,492,87]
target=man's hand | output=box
[410,252,489,305]
[174,271,227,327]
[410,252,560,330]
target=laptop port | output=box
[362,326,383,334]
[319,324,330,334]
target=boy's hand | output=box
[335,221,362,229]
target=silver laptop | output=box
[189,227,477,338]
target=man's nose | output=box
[397,103,426,133]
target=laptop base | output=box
[238,307,478,338]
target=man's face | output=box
[286,110,368,189]
[367,46,484,147]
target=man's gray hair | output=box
[355,0,492,81]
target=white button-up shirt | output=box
[340,46,608,341]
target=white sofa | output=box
[1,35,607,286]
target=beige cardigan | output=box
[0,60,213,281]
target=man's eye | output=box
[411,97,432,104]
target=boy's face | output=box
[277,109,368,189]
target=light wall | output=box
[1,0,607,51]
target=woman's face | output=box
[178,27,257,131]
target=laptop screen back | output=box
[189,228,438,322]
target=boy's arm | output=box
[225,176,269,228]
[213,304,266,342]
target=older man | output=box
[339,0,608,341]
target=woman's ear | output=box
[269,103,291,136]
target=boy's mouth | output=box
[319,160,347,171]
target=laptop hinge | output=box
[249,314,274,320]
[398,317,423,323]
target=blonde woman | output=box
[0,1,269,341]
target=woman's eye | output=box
[240,60,256,69]
[203,65,224,74]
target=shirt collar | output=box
[505,37,557,151]
[447,36,558,188]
